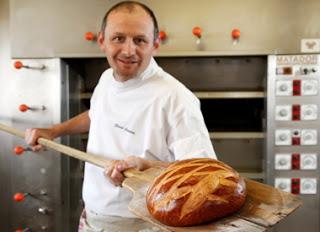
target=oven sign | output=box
[277,55,318,65]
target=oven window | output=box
[200,98,264,132]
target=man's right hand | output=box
[25,128,56,152]
[24,111,90,152]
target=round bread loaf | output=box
[146,158,247,226]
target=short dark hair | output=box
[100,1,159,41]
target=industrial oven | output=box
[266,54,320,231]
[1,0,320,231]
[3,54,319,231]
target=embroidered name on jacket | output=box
[114,123,135,135]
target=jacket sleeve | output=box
[166,91,217,160]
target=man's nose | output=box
[122,40,136,56]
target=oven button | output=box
[279,183,287,190]
[280,134,288,140]
[275,130,291,145]
[275,154,291,170]
[301,154,317,170]
[280,84,288,91]
[276,80,292,96]
[280,109,287,116]
[275,178,291,192]
[301,130,317,145]
[300,178,317,194]
[275,105,291,121]
[302,80,318,96]
[301,104,318,120]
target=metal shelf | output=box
[239,172,265,180]
[194,91,264,99]
[81,91,265,100]
[210,132,264,139]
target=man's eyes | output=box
[133,38,147,44]
[112,36,125,42]
[111,36,147,45]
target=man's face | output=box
[98,7,159,81]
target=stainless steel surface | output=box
[194,91,265,99]
[213,138,264,174]
[266,54,320,232]
[0,58,83,231]
[10,0,320,58]
[9,59,63,231]
[156,56,267,91]
[210,132,264,139]
[0,2,13,231]
[38,207,49,215]
[59,60,84,232]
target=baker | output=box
[24,1,216,231]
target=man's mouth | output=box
[118,58,138,65]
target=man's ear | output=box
[97,31,106,52]
[152,38,160,55]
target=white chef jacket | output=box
[83,58,216,218]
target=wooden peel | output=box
[123,173,302,232]
[0,123,302,232]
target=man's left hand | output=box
[104,156,146,186]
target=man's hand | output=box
[25,111,90,152]
[25,128,56,152]
[104,156,146,187]
[104,156,170,187]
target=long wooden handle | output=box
[0,123,114,169]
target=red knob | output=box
[158,31,167,41]
[192,26,202,38]
[85,32,95,41]
[13,192,26,202]
[15,229,30,232]
[14,146,25,155]
[14,61,24,69]
[19,104,29,112]
[232,29,241,39]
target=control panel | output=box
[275,153,317,170]
[267,54,320,232]
[275,129,317,146]
[275,177,317,194]
[275,104,318,121]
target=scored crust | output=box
[146,158,247,226]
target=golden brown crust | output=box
[146,158,247,226]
